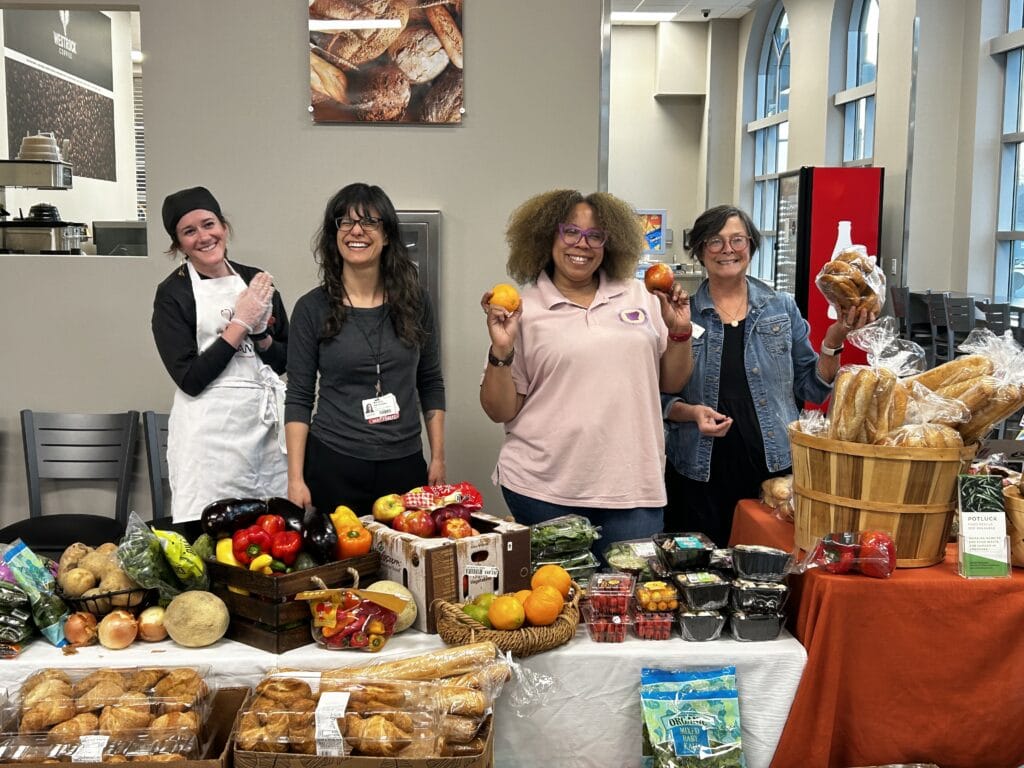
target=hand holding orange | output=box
[489,283,521,312]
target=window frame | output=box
[836,0,879,165]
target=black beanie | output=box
[161,186,223,238]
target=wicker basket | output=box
[1003,486,1024,567]
[432,582,581,657]
[789,425,977,568]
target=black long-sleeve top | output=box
[151,260,289,397]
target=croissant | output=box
[20,695,76,732]
[125,669,167,693]
[154,669,207,713]
[23,678,74,710]
[343,713,411,757]
[150,711,199,735]
[98,703,152,735]
[74,669,126,698]
[47,712,99,741]
[23,670,72,696]
[132,755,186,762]
[76,680,127,713]
[236,711,289,753]
[254,677,312,705]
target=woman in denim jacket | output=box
[662,206,873,545]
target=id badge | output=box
[362,393,400,424]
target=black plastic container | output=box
[730,579,788,614]
[679,610,726,642]
[731,544,791,582]
[673,570,731,611]
[729,611,784,642]
[652,532,716,571]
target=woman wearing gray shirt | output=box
[285,183,446,517]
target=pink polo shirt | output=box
[490,271,669,508]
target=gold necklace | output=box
[713,294,747,327]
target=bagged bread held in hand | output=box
[816,245,885,317]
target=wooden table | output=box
[730,499,1024,768]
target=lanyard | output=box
[349,305,389,396]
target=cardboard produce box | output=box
[364,512,531,632]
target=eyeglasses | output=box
[703,235,751,253]
[558,223,608,248]
[335,215,383,232]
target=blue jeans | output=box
[501,487,664,565]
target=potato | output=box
[99,570,141,607]
[95,542,119,556]
[58,543,93,575]
[58,567,97,598]
[81,587,111,615]
[79,550,118,579]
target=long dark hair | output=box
[313,183,424,344]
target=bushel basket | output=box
[1002,486,1024,567]
[432,581,581,657]
[789,425,976,567]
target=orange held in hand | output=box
[487,595,525,630]
[524,585,564,627]
[531,564,572,598]
[644,262,674,294]
[490,283,521,312]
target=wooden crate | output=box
[206,552,380,653]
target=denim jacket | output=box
[663,276,832,481]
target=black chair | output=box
[979,302,1013,336]
[889,284,932,348]
[0,410,140,559]
[927,293,974,364]
[143,411,172,527]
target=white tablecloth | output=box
[0,628,805,768]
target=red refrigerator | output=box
[775,166,884,369]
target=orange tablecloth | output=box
[731,499,1024,768]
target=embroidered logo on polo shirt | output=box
[619,308,648,325]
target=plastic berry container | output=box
[678,610,726,642]
[730,579,789,615]
[581,602,630,643]
[586,572,635,615]
[652,532,716,571]
[729,610,784,642]
[672,570,731,611]
[633,610,674,641]
[731,545,791,582]
[634,580,680,613]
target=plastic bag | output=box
[798,530,896,578]
[152,528,208,591]
[529,514,601,558]
[815,245,885,318]
[402,482,483,513]
[117,511,183,605]
[2,540,68,646]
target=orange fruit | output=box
[487,595,525,631]
[531,564,572,598]
[512,589,532,605]
[490,283,521,312]
[523,585,564,627]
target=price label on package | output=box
[315,692,351,756]
[957,475,1011,578]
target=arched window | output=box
[994,0,1024,297]
[838,0,879,164]
[748,3,789,281]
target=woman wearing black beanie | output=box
[151,186,290,533]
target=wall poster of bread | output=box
[309,0,464,124]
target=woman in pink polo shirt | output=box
[480,189,693,550]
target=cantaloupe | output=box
[163,590,229,647]
[366,580,417,632]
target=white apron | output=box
[166,261,287,522]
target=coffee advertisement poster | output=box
[3,9,115,180]
[309,0,464,125]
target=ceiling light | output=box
[610,11,677,25]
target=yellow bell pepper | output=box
[215,537,248,595]
[331,504,361,533]
[249,553,274,575]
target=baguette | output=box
[906,354,994,392]
[828,368,857,440]
[321,642,500,684]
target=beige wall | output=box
[0,0,604,526]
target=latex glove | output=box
[252,297,274,335]
[232,273,274,331]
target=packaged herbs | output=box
[3,540,68,647]
[530,514,601,558]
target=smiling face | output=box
[701,214,752,283]
[336,205,388,270]
[551,202,604,290]
[175,209,229,277]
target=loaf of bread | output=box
[828,367,898,444]
[816,248,884,315]
[878,423,964,448]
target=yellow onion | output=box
[137,606,167,642]
[97,609,138,649]
[64,611,98,646]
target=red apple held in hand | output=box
[372,493,405,523]
[393,509,436,538]
[644,262,674,294]
[440,517,474,539]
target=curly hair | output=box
[505,190,644,284]
[313,183,425,345]
[686,205,760,266]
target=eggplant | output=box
[302,507,338,564]
[200,497,304,537]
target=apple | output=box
[644,262,674,294]
[432,503,473,529]
[392,509,436,538]
[440,518,473,539]
[372,493,405,523]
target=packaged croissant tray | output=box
[0,666,228,767]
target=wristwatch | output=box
[820,342,844,357]
[488,347,515,367]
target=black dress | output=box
[664,321,787,546]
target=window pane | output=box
[999,142,1017,231]
[857,0,879,86]
[778,46,790,112]
[1011,0,1024,33]
[1014,143,1024,231]
[765,56,779,115]
[1012,241,1024,299]
[777,121,789,173]
[863,95,875,159]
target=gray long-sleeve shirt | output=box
[284,286,445,461]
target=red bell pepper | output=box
[256,514,286,536]
[232,525,272,565]
[858,530,896,578]
[271,530,302,566]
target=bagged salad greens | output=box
[118,511,183,604]
[640,667,745,768]
[3,540,68,647]
[530,514,601,558]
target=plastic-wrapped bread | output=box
[906,354,994,392]
[320,641,500,685]
[877,424,964,448]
